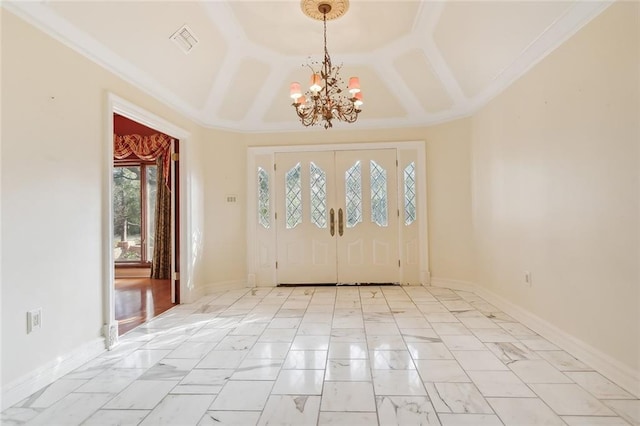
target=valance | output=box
[113,133,172,186]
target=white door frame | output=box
[103,93,192,349]
[246,141,430,287]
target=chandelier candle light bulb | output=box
[290,0,362,129]
[354,92,363,108]
[290,82,302,100]
[310,74,323,93]
[348,77,360,94]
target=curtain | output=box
[113,133,172,186]
[151,155,172,279]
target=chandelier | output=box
[289,0,362,129]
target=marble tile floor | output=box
[2,285,639,425]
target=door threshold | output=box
[278,283,336,287]
[277,283,398,287]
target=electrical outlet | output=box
[524,271,532,286]
[27,309,42,333]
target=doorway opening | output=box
[113,113,179,335]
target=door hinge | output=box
[274,163,277,171]
[171,153,179,161]
[275,212,278,220]
[397,209,400,218]
[396,159,399,167]
[275,261,278,269]
[398,260,401,267]
[173,272,180,280]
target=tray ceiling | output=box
[4,1,611,132]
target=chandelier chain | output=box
[323,12,331,88]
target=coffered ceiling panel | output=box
[343,66,407,119]
[394,48,453,113]
[218,58,272,122]
[5,0,610,132]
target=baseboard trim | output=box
[194,280,247,299]
[1,337,106,410]
[429,277,640,398]
[430,277,477,292]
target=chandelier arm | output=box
[297,107,316,127]
[333,104,358,123]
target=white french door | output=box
[275,149,399,284]
[275,151,336,283]
[336,150,399,283]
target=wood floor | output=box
[115,276,174,335]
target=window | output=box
[257,167,270,229]
[404,162,416,225]
[113,162,157,263]
[370,160,388,227]
[285,163,302,229]
[310,162,327,228]
[345,161,363,228]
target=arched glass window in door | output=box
[285,163,302,229]
[345,161,363,228]
[370,160,388,227]
[257,167,270,229]
[310,162,327,228]
[404,162,416,225]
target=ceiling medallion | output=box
[301,0,349,21]
[289,0,362,129]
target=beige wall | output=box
[424,121,475,282]
[202,129,246,286]
[201,123,476,287]
[1,10,207,388]
[470,2,639,371]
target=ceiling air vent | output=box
[170,25,198,54]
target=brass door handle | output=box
[338,208,344,236]
[330,208,335,236]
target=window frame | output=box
[113,157,157,267]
